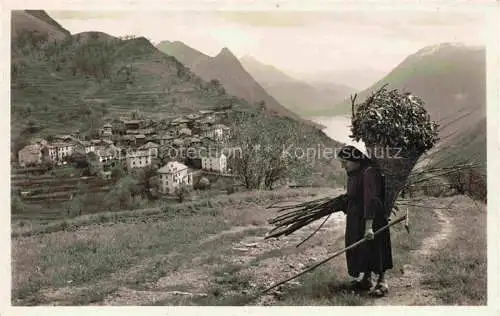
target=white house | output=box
[96,145,120,166]
[38,144,57,162]
[52,142,75,161]
[157,161,193,194]
[202,152,227,173]
[213,124,230,142]
[126,149,153,169]
[75,141,95,154]
[179,127,192,137]
[202,124,230,142]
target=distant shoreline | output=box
[308,115,367,151]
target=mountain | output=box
[11,10,71,42]
[332,43,486,165]
[289,67,387,91]
[11,12,261,149]
[239,55,356,116]
[156,41,319,127]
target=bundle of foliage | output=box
[350,84,439,153]
[350,84,440,215]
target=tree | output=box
[228,110,313,190]
[85,152,102,176]
[194,177,210,190]
[175,184,191,203]
[136,166,160,200]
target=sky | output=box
[47,7,491,78]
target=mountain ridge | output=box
[155,41,319,126]
[239,55,356,116]
[330,42,486,164]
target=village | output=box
[16,109,233,196]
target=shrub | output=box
[175,184,191,203]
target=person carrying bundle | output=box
[338,145,392,297]
[264,85,439,298]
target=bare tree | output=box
[228,109,313,190]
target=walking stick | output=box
[261,214,407,294]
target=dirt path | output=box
[98,188,347,305]
[372,198,455,306]
[95,192,460,306]
[21,188,467,306]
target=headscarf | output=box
[337,145,371,164]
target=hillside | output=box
[11,14,256,149]
[11,10,71,42]
[156,41,316,125]
[239,55,356,116]
[329,43,486,165]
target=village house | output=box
[134,134,146,146]
[199,110,214,116]
[31,138,48,147]
[42,145,57,162]
[213,124,230,141]
[54,134,76,142]
[169,117,190,129]
[172,138,184,147]
[201,152,227,173]
[74,140,95,154]
[122,119,142,130]
[52,141,76,161]
[101,123,113,141]
[146,134,159,144]
[126,129,140,135]
[95,145,120,167]
[166,128,177,138]
[201,124,230,142]
[186,113,201,120]
[18,144,43,167]
[157,161,193,195]
[126,148,153,169]
[179,127,192,137]
[159,134,174,146]
[136,128,155,136]
[190,136,202,146]
[118,135,135,147]
[138,142,159,158]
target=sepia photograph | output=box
[8,1,495,308]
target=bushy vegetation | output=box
[227,108,339,190]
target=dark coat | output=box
[343,164,393,277]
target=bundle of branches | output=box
[266,84,440,239]
[265,194,348,239]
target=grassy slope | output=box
[12,191,486,306]
[11,189,315,305]
[421,200,486,305]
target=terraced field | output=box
[11,169,115,221]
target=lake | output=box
[308,115,367,153]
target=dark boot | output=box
[348,272,373,292]
[371,272,389,297]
